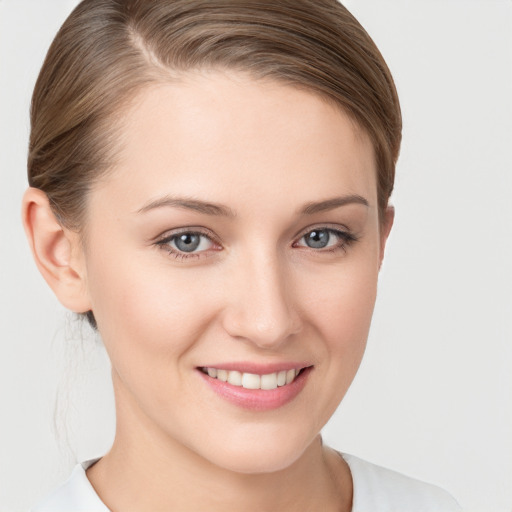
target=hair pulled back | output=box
[29,0,401,227]
[28,0,401,327]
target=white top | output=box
[32,454,462,512]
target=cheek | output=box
[85,250,215,369]
[297,252,380,407]
[330,270,378,345]
[300,256,379,349]
[85,254,223,424]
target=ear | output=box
[22,187,92,313]
[379,205,395,269]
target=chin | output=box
[194,423,317,475]
[211,449,306,475]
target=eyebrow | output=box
[136,194,369,217]
[299,194,369,214]
[137,195,236,217]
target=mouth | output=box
[197,364,312,411]
[199,367,305,390]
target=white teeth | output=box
[242,373,261,389]
[261,373,278,390]
[203,367,303,389]
[227,370,242,386]
[217,369,228,382]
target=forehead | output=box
[94,71,377,215]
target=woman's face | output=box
[78,71,390,473]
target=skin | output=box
[23,70,393,512]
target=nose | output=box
[221,250,302,349]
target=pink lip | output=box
[197,365,312,411]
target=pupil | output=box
[175,233,200,252]
[306,230,329,249]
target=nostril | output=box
[221,308,301,348]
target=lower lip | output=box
[198,367,312,411]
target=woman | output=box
[22,1,461,510]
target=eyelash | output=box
[155,226,359,261]
[293,228,359,254]
[155,228,220,261]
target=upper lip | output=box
[198,362,312,374]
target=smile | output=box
[198,364,312,411]
[200,367,302,390]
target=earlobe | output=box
[379,205,395,268]
[21,187,92,313]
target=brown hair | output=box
[28,0,402,327]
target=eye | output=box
[156,230,218,258]
[301,229,333,249]
[172,232,211,253]
[294,228,357,251]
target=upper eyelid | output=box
[153,224,354,248]
[154,226,218,243]
[293,228,352,246]
[155,230,219,259]
[293,223,352,241]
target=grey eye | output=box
[157,230,216,258]
[173,233,202,252]
[303,229,330,249]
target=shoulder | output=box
[341,453,462,512]
[31,459,109,512]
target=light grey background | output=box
[1,1,511,511]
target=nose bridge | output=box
[222,246,301,348]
